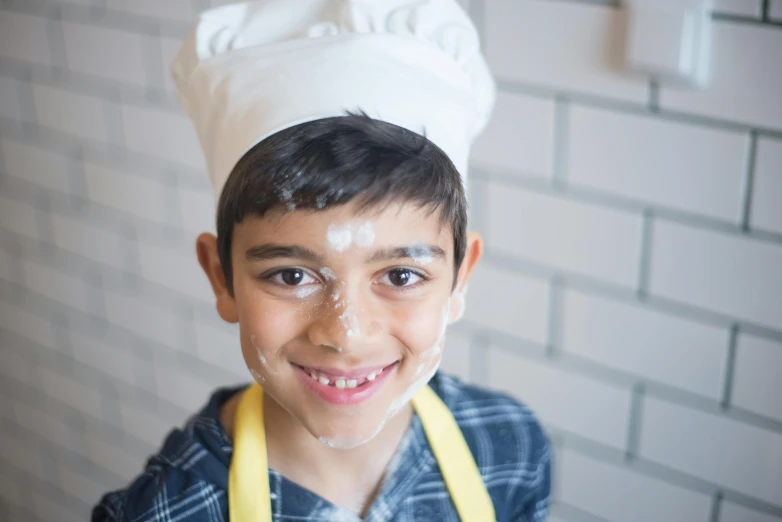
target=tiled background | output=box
[0,0,780,521]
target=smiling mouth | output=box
[293,362,398,389]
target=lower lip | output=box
[295,363,397,405]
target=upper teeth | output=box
[308,369,382,388]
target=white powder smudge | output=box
[354,221,375,248]
[326,224,353,252]
[320,267,337,280]
[315,195,327,209]
[250,369,265,384]
[410,245,433,266]
[257,352,278,376]
[339,307,360,338]
[332,289,341,301]
[294,285,319,299]
[314,505,362,522]
[449,285,467,324]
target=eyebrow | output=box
[244,243,446,264]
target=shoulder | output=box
[428,372,552,520]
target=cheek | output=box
[391,297,449,357]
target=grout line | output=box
[469,331,490,383]
[710,491,724,522]
[624,382,645,461]
[648,79,660,113]
[762,0,771,21]
[546,275,565,358]
[712,11,782,26]
[740,131,758,231]
[720,325,739,410]
[552,95,570,190]
[636,208,654,300]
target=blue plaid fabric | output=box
[92,372,551,522]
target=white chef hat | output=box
[171,0,496,203]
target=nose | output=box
[306,281,383,352]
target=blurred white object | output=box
[623,0,712,87]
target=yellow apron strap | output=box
[229,383,495,522]
[411,385,496,522]
[229,383,272,522]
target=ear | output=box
[448,231,482,324]
[196,233,239,323]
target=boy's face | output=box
[200,200,481,449]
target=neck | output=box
[220,386,413,516]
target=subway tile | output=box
[463,263,549,345]
[194,320,246,378]
[0,194,39,241]
[52,215,128,271]
[38,366,103,418]
[137,242,213,302]
[772,0,782,20]
[0,301,55,353]
[69,329,142,387]
[484,0,647,103]
[0,345,37,384]
[152,363,217,412]
[0,139,72,194]
[659,22,782,131]
[486,183,643,287]
[12,399,78,451]
[712,0,762,16]
[0,471,21,508]
[639,396,782,506]
[121,104,204,169]
[0,76,22,121]
[62,22,150,88]
[103,290,186,350]
[732,333,782,423]
[118,400,180,448]
[720,501,782,522]
[57,465,106,509]
[649,220,782,331]
[750,137,782,235]
[0,12,51,66]
[179,186,216,234]
[567,106,747,222]
[487,347,631,450]
[440,329,472,382]
[83,161,175,224]
[22,259,91,314]
[105,0,198,23]
[0,427,46,483]
[32,84,112,144]
[84,430,142,482]
[557,448,712,522]
[30,491,84,522]
[562,289,728,399]
[470,92,555,178]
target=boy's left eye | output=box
[269,269,318,286]
[381,268,425,287]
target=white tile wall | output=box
[0,11,52,66]
[732,333,782,422]
[462,263,549,345]
[649,220,782,331]
[751,137,782,235]
[62,22,151,88]
[487,347,632,450]
[1,1,780,519]
[561,289,728,399]
[484,0,648,103]
[557,448,713,522]
[712,0,762,17]
[470,91,555,178]
[486,183,643,287]
[121,104,204,169]
[639,396,782,506]
[567,105,748,222]
[32,84,115,144]
[0,76,22,121]
[1,139,72,194]
[659,22,782,131]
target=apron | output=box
[228,382,495,521]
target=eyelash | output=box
[260,267,431,291]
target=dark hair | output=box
[216,110,468,295]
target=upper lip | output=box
[295,362,396,379]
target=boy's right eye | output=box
[267,269,318,286]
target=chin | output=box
[300,409,392,450]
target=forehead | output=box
[233,200,451,252]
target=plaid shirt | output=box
[92,372,551,522]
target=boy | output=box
[93,1,551,521]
